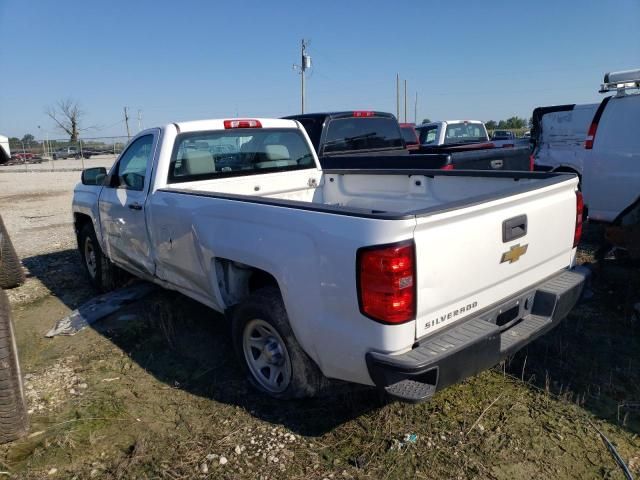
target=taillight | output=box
[441,164,454,170]
[224,119,262,129]
[585,96,612,149]
[353,111,375,117]
[357,241,416,324]
[584,123,597,149]
[529,154,535,171]
[574,191,584,247]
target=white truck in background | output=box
[71,117,585,402]
[0,135,10,164]
[533,68,640,223]
[415,120,491,148]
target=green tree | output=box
[485,120,497,130]
[421,118,431,124]
[21,134,35,146]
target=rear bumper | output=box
[366,268,586,403]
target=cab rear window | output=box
[323,117,403,154]
[444,123,487,145]
[168,129,315,183]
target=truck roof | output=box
[170,118,301,133]
[283,111,396,121]
[417,120,484,128]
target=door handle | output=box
[128,203,143,211]
[491,159,504,169]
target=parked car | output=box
[411,120,530,170]
[399,123,420,151]
[490,130,517,148]
[283,111,406,157]
[491,130,515,141]
[415,120,491,148]
[533,68,640,223]
[72,117,585,402]
[287,112,530,170]
[10,152,36,161]
[53,147,92,160]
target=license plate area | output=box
[483,291,536,331]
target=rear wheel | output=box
[0,216,25,289]
[231,287,326,399]
[0,289,28,443]
[78,222,118,292]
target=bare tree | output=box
[45,99,86,142]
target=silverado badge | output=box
[501,243,528,264]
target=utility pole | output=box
[137,109,142,132]
[124,107,130,139]
[404,80,407,123]
[414,92,418,124]
[294,39,311,114]
[396,73,400,119]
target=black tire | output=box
[0,289,28,443]
[231,287,326,399]
[78,222,118,292]
[0,216,25,289]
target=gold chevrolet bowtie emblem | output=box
[501,243,528,264]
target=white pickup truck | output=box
[72,117,586,402]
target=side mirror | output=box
[81,167,107,186]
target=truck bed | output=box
[162,168,570,219]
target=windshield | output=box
[323,117,403,154]
[168,128,315,183]
[443,123,487,145]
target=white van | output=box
[0,135,10,164]
[533,69,640,223]
[531,103,598,177]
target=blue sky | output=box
[0,0,638,139]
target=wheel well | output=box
[248,269,278,293]
[73,213,93,238]
[215,259,279,307]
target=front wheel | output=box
[78,223,118,292]
[231,287,326,399]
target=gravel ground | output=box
[0,165,114,259]
[0,155,116,174]
[0,167,115,305]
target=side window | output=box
[114,135,154,190]
[419,126,437,144]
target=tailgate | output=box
[413,177,578,339]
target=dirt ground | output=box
[0,169,638,479]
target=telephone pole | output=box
[137,109,142,132]
[294,39,312,114]
[396,73,400,119]
[414,92,418,124]
[404,80,407,123]
[124,107,130,139]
